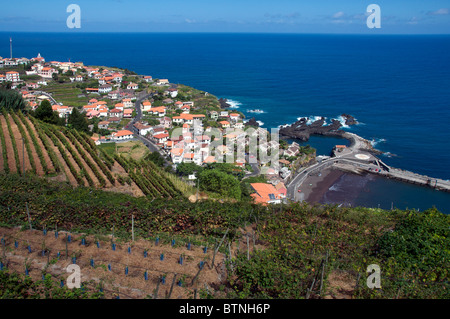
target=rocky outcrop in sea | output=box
[279,114,357,141]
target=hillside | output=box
[0,173,448,299]
[0,110,182,199]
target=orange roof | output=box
[250,183,281,204]
[115,103,124,107]
[171,148,184,156]
[183,153,195,159]
[219,121,230,125]
[230,113,240,116]
[151,106,166,112]
[154,133,169,139]
[6,71,19,74]
[115,130,133,137]
[203,156,216,164]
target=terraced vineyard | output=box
[0,110,181,199]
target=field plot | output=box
[0,111,182,199]
[0,227,229,299]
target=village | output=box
[0,52,318,205]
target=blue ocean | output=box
[2,32,450,212]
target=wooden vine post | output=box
[211,228,229,269]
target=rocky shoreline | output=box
[279,114,382,155]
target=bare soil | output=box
[7,114,32,173]
[24,116,55,173]
[0,227,228,299]
[323,269,356,299]
[16,116,45,176]
[0,115,17,173]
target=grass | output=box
[98,140,149,161]
[40,82,89,107]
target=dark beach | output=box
[302,167,346,204]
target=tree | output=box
[145,151,165,168]
[33,100,62,125]
[67,107,89,133]
[199,169,241,200]
[176,162,203,177]
[0,89,27,111]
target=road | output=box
[244,154,260,178]
[286,132,378,202]
[127,91,173,167]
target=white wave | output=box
[334,115,350,129]
[303,116,323,125]
[329,184,342,192]
[256,121,264,127]
[382,151,397,158]
[370,138,387,147]
[278,124,291,129]
[246,109,265,114]
[226,99,242,109]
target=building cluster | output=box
[2,52,299,205]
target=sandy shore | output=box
[302,167,346,203]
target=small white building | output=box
[99,84,112,94]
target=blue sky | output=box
[0,0,449,33]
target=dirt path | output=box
[15,116,45,176]
[23,116,55,174]
[66,132,114,188]
[56,132,103,188]
[7,114,32,174]
[0,115,17,173]
[110,161,145,197]
[42,131,79,187]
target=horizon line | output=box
[1,30,450,36]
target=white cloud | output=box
[333,11,345,19]
[427,8,449,15]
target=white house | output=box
[113,130,134,141]
[127,82,138,90]
[99,84,112,94]
[133,122,153,136]
[5,71,20,82]
[171,148,184,164]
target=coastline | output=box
[302,167,346,204]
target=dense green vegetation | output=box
[0,89,27,111]
[0,271,103,299]
[0,173,447,299]
[228,204,449,299]
[32,100,64,126]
